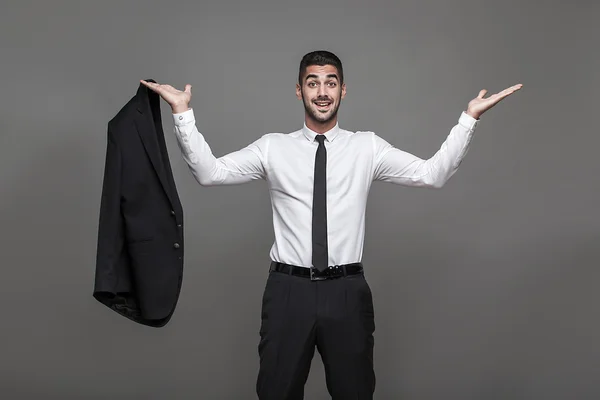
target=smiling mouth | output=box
[314,102,332,109]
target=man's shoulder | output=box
[338,128,377,146]
[257,130,304,141]
[341,128,375,137]
[245,131,301,152]
[256,128,377,143]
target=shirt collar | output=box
[302,122,340,142]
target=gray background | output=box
[1,0,598,398]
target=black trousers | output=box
[256,267,376,400]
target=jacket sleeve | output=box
[94,125,125,293]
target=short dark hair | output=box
[298,50,344,86]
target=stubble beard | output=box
[301,91,340,126]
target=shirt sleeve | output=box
[172,108,268,186]
[372,111,479,188]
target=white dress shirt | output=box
[172,109,479,268]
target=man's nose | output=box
[318,85,327,97]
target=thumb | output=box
[477,89,487,99]
[184,84,192,94]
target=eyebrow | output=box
[305,74,339,82]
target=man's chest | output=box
[264,138,375,196]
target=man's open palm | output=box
[140,80,192,110]
[467,83,523,119]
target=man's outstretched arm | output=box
[172,108,267,186]
[372,84,522,188]
[140,80,267,186]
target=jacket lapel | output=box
[134,79,175,208]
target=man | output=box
[141,50,522,399]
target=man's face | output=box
[296,64,346,125]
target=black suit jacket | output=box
[93,79,184,327]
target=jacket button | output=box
[173,242,180,249]
[171,210,175,215]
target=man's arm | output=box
[372,84,523,187]
[372,111,478,188]
[139,79,267,186]
[172,108,268,186]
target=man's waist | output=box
[269,261,364,281]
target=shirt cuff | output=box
[173,108,195,126]
[458,111,479,130]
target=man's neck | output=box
[305,116,337,134]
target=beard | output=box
[301,91,340,125]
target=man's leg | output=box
[316,273,376,400]
[256,271,317,400]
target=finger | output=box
[477,89,488,99]
[488,90,517,106]
[140,80,157,89]
[140,80,163,93]
[498,84,523,96]
[184,84,192,93]
[495,85,522,100]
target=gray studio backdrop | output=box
[1,0,598,399]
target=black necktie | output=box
[312,134,328,272]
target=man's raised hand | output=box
[466,83,523,120]
[139,80,192,114]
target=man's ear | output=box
[296,83,302,100]
[341,83,347,99]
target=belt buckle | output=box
[309,267,327,281]
[310,266,344,281]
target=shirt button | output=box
[179,116,183,120]
[173,242,180,249]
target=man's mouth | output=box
[314,101,332,109]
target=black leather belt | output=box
[270,261,364,281]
